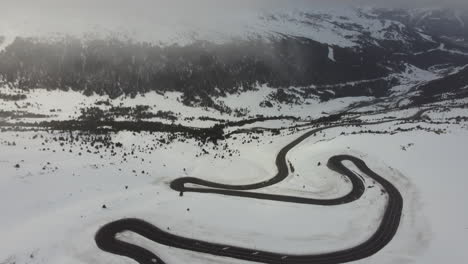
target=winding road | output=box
[94,113,415,264]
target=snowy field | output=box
[1,2,468,263]
[0,106,467,264]
[0,85,371,127]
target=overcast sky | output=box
[0,0,466,42]
[3,0,467,11]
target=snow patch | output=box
[328,46,336,62]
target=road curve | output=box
[95,117,408,264]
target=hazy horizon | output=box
[1,0,467,43]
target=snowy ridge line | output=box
[92,109,437,263]
[317,74,398,89]
[0,7,417,49]
[413,43,468,56]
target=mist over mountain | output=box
[1,5,467,111]
[2,1,467,42]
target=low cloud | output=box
[0,0,466,40]
[356,0,468,9]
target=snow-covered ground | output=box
[217,84,373,119]
[0,106,467,264]
[0,86,233,125]
[0,84,374,126]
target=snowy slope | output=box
[1,106,467,264]
[1,3,468,264]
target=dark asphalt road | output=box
[93,109,433,263]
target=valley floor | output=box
[0,104,467,264]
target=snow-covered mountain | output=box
[1,5,468,264]
[1,7,467,113]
